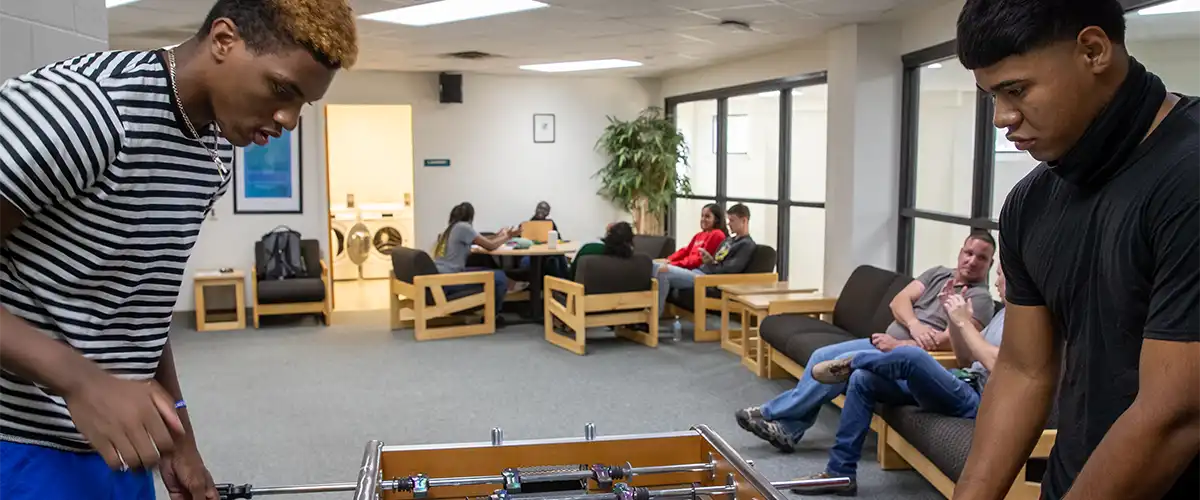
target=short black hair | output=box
[602,222,635,259]
[727,203,751,219]
[956,0,1126,69]
[199,0,358,69]
[966,230,997,251]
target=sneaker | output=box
[757,420,799,453]
[510,281,530,293]
[734,406,764,435]
[811,357,855,384]
[788,471,857,497]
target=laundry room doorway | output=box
[324,104,415,312]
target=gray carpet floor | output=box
[158,311,941,499]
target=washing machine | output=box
[359,203,412,279]
[329,209,362,281]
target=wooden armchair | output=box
[251,239,330,327]
[543,253,658,355]
[389,247,496,341]
[666,245,778,342]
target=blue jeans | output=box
[653,263,704,312]
[826,346,982,477]
[443,267,507,313]
[0,440,154,500]
[760,338,877,441]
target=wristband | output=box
[175,400,187,410]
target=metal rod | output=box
[769,477,853,490]
[630,463,711,476]
[429,475,510,487]
[492,428,504,446]
[691,425,786,500]
[498,478,852,500]
[353,440,383,500]
[585,423,596,441]
[248,483,358,495]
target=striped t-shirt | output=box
[0,49,232,451]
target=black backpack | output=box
[261,226,306,280]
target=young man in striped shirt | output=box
[0,1,357,498]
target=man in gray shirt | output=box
[736,231,997,452]
[791,261,1009,496]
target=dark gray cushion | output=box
[576,254,653,294]
[759,314,858,366]
[745,245,777,274]
[831,265,911,338]
[881,405,976,482]
[257,277,326,304]
[391,247,439,283]
[633,235,675,259]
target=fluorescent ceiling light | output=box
[927,63,943,69]
[361,0,548,26]
[520,59,642,73]
[1138,0,1200,15]
[106,0,140,7]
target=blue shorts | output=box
[0,440,155,500]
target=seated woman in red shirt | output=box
[664,203,728,270]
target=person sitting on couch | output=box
[787,262,1009,496]
[663,203,727,270]
[654,203,757,312]
[734,231,997,453]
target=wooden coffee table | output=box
[717,282,818,355]
[730,292,838,377]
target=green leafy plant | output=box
[594,107,692,234]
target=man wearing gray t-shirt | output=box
[790,261,1009,496]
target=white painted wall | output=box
[899,0,964,55]
[0,0,108,80]
[178,71,656,310]
[659,38,829,100]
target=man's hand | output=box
[700,248,715,265]
[908,323,939,350]
[63,377,184,470]
[943,294,974,327]
[871,333,903,352]
[162,441,218,500]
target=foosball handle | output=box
[216,483,254,500]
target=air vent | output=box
[442,51,500,60]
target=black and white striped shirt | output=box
[0,50,231,451]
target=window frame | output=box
[664,71,828,280]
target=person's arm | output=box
[675,231,719,269]
[954,203,1058,500]
[1060,186,1199,500]
[944,296,1000,371]
[472,227,510,251]
[890,270,932,329]
[666,235,694,263]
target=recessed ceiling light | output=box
[106,0,140,7]
[1139,0,1200,15]
[519,59,643,73]
[361,0,548,26]
[927,63,943,69]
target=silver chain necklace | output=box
[166,48,230,183]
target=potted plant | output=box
[594,107,692,235]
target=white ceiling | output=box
[107,0,937,77]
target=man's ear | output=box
[206,18,241,63]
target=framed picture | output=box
[533,113,555,143]
[233,118,303,214]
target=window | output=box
[912,57,978,216]
[991,146,1039,220]
[788,206,825,291]
[726,94,779,199]
[667,73,827,281]
[675,100,718,197]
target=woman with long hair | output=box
[663,203,727,270]
[432,202,513,324]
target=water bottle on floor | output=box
[672,316,682,342]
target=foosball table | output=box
[215,424,849,500]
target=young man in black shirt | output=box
[951,1,1199,500]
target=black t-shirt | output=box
[1000,94,1199,500]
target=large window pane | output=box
[788,207,825,291]
[992,140,1039,220]
[914,57,977,216]
[675,101,718,197]
[727,202,778,251]
[790,85,827,203]
[1127,5,1200,96]
[726,94,780,199]
[912,218,975,280]
[674,198,716,246]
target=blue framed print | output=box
[233,118,303,214]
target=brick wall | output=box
[1,0,108,81]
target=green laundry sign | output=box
[423,159,451,167]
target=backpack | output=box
[261,226,306,280]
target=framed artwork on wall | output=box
[233,118,303,214]
[534,113,555,143]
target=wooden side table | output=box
[717,282,818,355]
[193,270,246,331]
[732,292,838,377]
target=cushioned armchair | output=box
[389,247,496,341]
[251,239,330,327]
[666,245,778,342]
[632,235,675,259]
[543,253,658,355]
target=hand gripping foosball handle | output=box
[216,483,254,500]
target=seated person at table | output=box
[518,200,567,279]
[788,262,1009,496]
[734,231,996,452]
[663,203,727,270]
[654,203,757,312]
[433,202,512,322]
[566,222,618,281]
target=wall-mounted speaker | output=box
[439,73,463,103]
